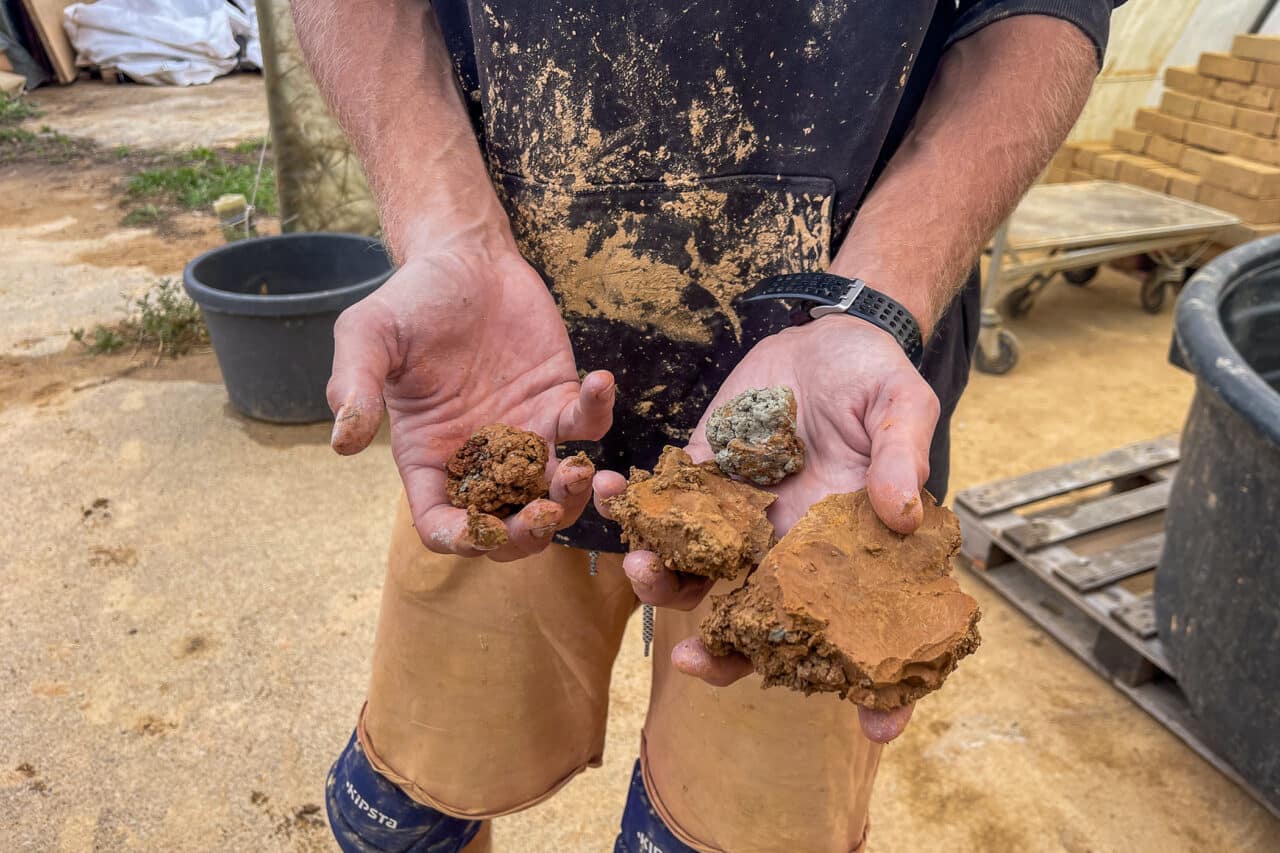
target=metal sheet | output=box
[1005,182,1240,252]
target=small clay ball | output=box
[445,424,549,515]
[706,386,805,485]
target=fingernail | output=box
[531,524,557,539]
[566,476,591,495]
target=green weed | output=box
[0,124,86,163]
[233,137,269,155]
[0,94,38,125]
[72,280,208,359]
[70,326,126,354]
[125,146,277,215]
[121,204,163,227]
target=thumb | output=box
[557,370,615,442]
[865,375,938,534]
[327,300,395,455]
[858,703,915,743]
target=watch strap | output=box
[739,272,925,367]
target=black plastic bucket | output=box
[183,233,392,423]
[1158,235,1280,803]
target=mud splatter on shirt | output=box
[428,1,981,549]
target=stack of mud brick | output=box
[1046,34,1280,244]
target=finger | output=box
[327,302,395,455]
[858,703,915,743]
[491,498,563,560]
[411,503,494,557]
[685,432,713,464]
[402,465,505,557]
[549,453,595,528]
[866,378,939,534]
[671,637,755,687]
[592,470,628,520]
[623,552,714,610]
[557,370,616,442]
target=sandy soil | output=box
[0,160,229,357]
[2,79,1277,852]
[23,74,268,150]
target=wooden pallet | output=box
[953,435,1279,819]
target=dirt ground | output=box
[2,78,1277,853]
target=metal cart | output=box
[977,181,1239,375]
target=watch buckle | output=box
[809,279,865,319]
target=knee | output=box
[326,730,483,853]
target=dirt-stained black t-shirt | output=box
[426,0,1120,551]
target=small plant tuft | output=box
[72,280,208,359]
[233,136,269,156]
[70,326,126,354]
[0,94,38,125]
[125,145,277,215]
[121,204,163,227]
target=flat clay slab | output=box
[607,446,776,581]
[701,489,980,710]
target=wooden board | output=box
[1002,480,1172,550]
[954,435,1179,516]
[20,0,76,85]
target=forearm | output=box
[292,0,512,261]
[831,15,1097,337]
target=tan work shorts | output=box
[358,497,881,853]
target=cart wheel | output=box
[1063,265,1099,286]
[1140,276,1168,314]
[975,329,1020,375]
[1001,286,1037,320]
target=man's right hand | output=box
[326,243,615,560]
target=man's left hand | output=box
[594,315,939,743]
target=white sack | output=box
[63,0,244,85]
[227,0,262,70]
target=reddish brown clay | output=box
[607,446,777,581]
[701,490,981,710]
[445,424,549,515]
[465,506,509,549]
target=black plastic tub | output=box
[183,233,392,423]
[1158,235,1280,803]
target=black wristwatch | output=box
[737,272,925,368]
